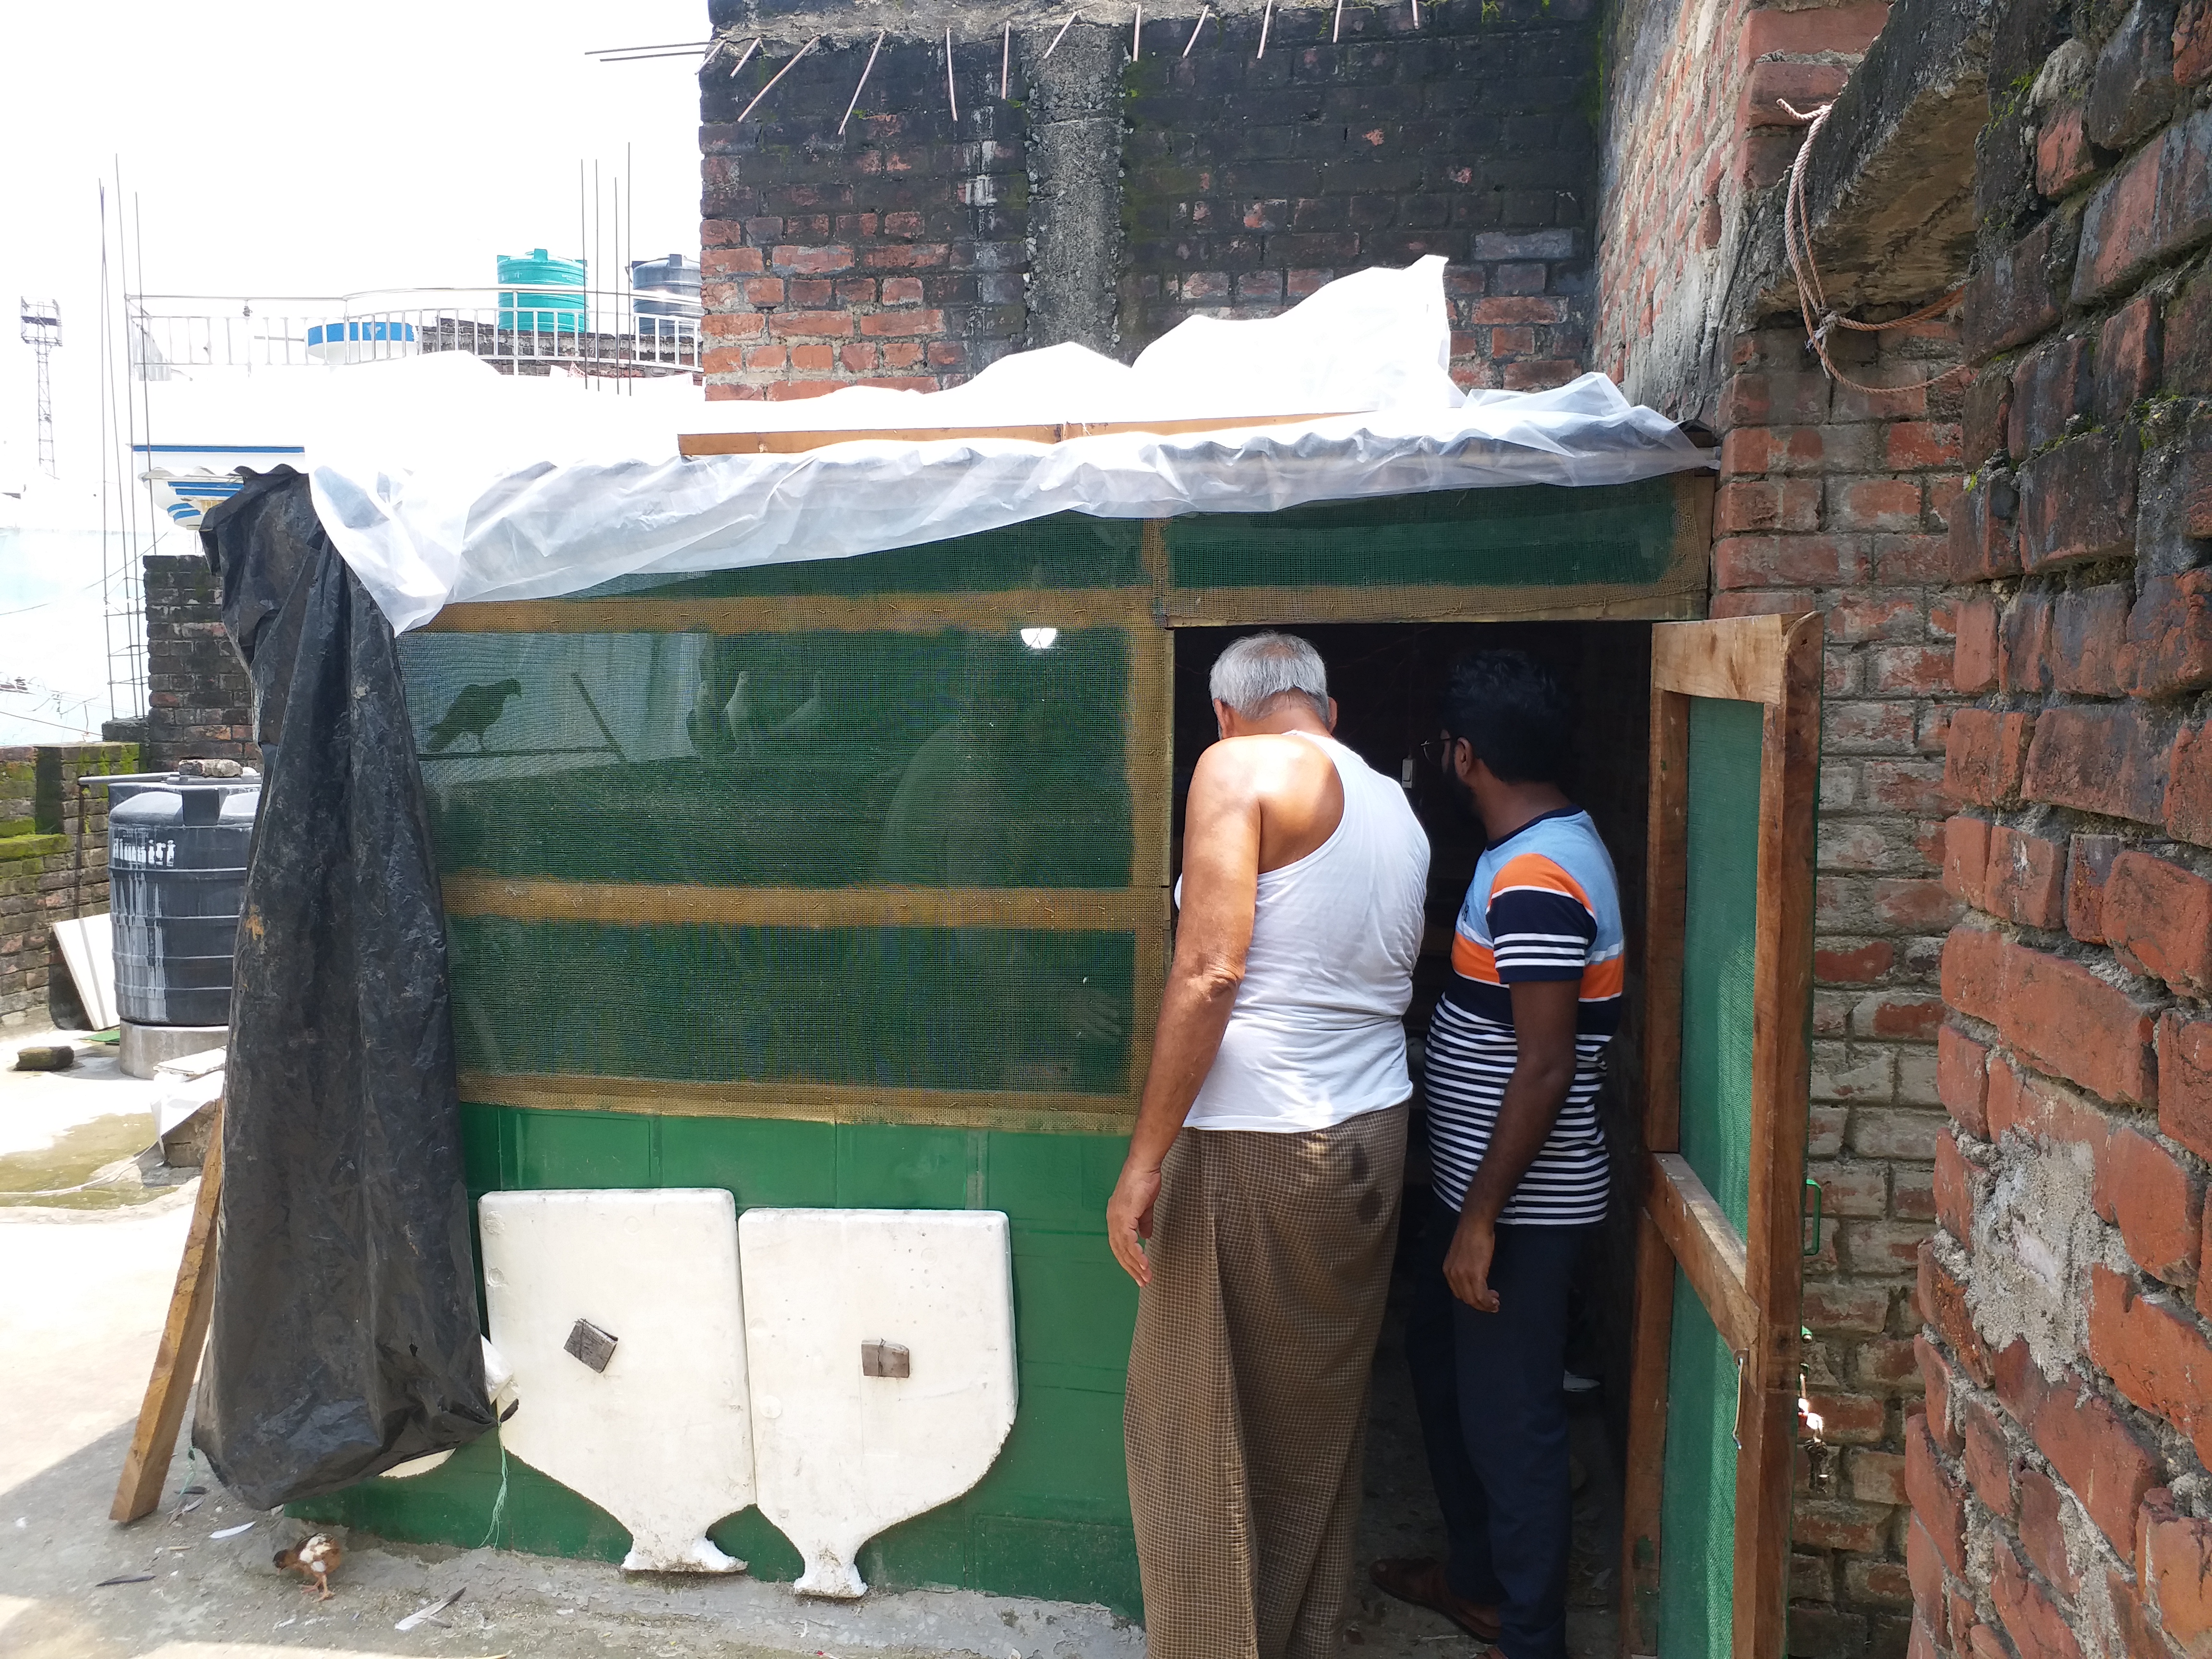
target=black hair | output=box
[1438,649,1575,785]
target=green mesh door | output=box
[1656,695,1765,1659]
[1624,616,1821,1659]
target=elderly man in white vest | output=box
[1108,630,1431,1659]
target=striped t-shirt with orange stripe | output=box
[1425,805,1621,1225]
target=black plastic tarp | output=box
[194,469,492,1508]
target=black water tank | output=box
[109,779,260,1027]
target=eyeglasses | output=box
[1419,736,1464,770]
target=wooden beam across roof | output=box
[676,411,1356,457]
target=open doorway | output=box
[1168,622,1655,1659]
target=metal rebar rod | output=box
[1184,6,1209,55]
[840,31,885,134]
[737,36,817,121]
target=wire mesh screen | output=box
[1657,692,1767,1657]
[398,627,1134,888]
[399,553,1165,1125]
[1165,477,1690,592]
[446,916,1134,1094]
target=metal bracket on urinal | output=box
[860,1339,910,1378]
[565,1318,619,1373]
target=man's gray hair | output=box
[1209,631,1330,722]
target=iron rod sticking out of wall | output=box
[1257,0,1273,57]
[946,26,960,120]
[736,36,817,122]
[1184,6,1209,55]
[841,31,884,134]
[1131,4,1142,59]
[1334,0,1346,40]
[725,36,760,78]
[1044,12,1080,58]
[1002,21,1011,96]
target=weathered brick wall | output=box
[1593,0,1891,420]
[1916,2,2212,1656]
[698,1,1599,398]
[1710,314,1967,1659]
[144,553,254,773]
[1117,2,1596,389]
[0,745,139,1026]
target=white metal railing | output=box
[129,287,703,379]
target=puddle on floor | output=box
[0,1112,169,1210]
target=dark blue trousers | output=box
[1404,1200,1592,1659]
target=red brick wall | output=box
[1593,0,1890,418]
[1917,4,2212,1657]
[1712,314,1967,1659]
[697,5,1603,400]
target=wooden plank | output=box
[424,588,1151,637]
[1731,609,1824,1659]
[1618,1202,1677,1659]
[1642,687,1689,1155]
[456,1070,1136,1134]
[1161,577,1706,628]
[1646,1152,1758,1356]
[440,874,1166,934]
[111,1104,223,1523]
[676,410,1356,456]
[1650,613,1790,702]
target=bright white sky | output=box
[0,0,706,732]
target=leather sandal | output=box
[1368,1557,1503,1644]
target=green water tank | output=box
[497,249,586,334]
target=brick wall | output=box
[1915,3,2212,1657]
[1593,0,1891,419]
[698,1,1599,398]
[0,745,139,1026]
[144,553,254,773]
[1710,314,1967,1659]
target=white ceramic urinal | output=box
[478,1189,754,1573]
[738,1208,1017,1598]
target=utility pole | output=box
[19,298,60,478]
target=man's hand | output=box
[1443,1211,1501,1311]
[1107,1162,1162,1286]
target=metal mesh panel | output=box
[1657,1267,1738,1659]
[575,513,1149,601]
[1679,694,1764,1233]
[398,627,1134,888]
[1165,478,1686,591]
[448,916,1134,1094]
[1658,692,1766,1655]
[400,595,1164,1124]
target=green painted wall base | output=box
[292,1106,1146,1618]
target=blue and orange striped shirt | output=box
[1425,805,1621,1224]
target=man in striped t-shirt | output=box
[1372,650,1620,1659]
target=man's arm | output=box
[1104,746,1263,1287]
[1442,976,1582,1311]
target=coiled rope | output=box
[1779,98,1970,395]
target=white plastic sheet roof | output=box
[294,259,1712,633]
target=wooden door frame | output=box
[1619,612,1823,1659]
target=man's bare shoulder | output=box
[1190,733,1337,808]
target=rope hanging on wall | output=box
[1779,99,1968,397]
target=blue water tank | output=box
[498,248,587,334]
[109,779,261,1027]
